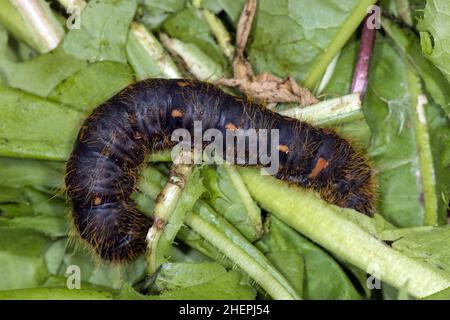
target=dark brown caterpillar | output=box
[66,79,375,263]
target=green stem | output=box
[57,0,182,80]
[194,200,299,297]
[221,165,263,237]
[303,0,378,89]
[138,167,298,299]
[406,65,438,226]
[159,33,229,81]
[239,167,450,298]
[201,9,235,60]
[127,22,183,80]
[192,0,235,60]
[395,0,413,26]
[279,93,363,127]
[316,51,341,95]
[57,0,86,10]
[176,224,235,268]
[146,163,193,274]
[0,0,64,53]
[184,212,298,300]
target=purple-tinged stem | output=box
[351,13,377,100]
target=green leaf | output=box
[257,215,360,300]
[48,61,134,112]
[421,286,450,300]
[0,33,86,97]
[380,225,450,273]
[239,167,450,298]
[169,244,213,264]
[0,287,113,300]
[153,262,227,292]
[382,18,450,117]
[62,0,138,64]
[218,0,377,88]
[425,99,450,225]
[364,36,438,226]
[0,158,64,191]
[118,270,256,300]
[265,251,304,299]
[0,186,65,219]
[323,39,359,96]
[0,61,133,160]
[0,85,83,160]
[160,34,228,81]
[201,165,263,242]
[162,7,229,68]
[51,241,147,290]
[0,228,50,290]
[381,14,450,225]
[138,0,187,30]
[0,0,137,99]
[417,0,450,86]
[0,215,67,238]
[142,0,187,13]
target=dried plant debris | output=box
[216,0,319,106]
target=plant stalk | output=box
[351,11,377,100]
[303,0,378,89]
[127,22,183,80]
[184,212,298,300]
[279,93,363,127]
[0,0,64,53]
[239,167,450,298]
[146,162,193,274]
[406,66,438,226]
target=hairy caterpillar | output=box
[66,79,375,263]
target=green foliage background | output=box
[0,0,449,300]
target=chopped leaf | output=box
[48,61,134,112]
[0,85,83,160]
[153,262,227,292]
[201,165,263,242]
[258,215,360,299]
[0,228,50,290]
[62,0,138,64]
[118,270,256,300]
[417,0,450,86]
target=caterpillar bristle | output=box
[66,78,376,263]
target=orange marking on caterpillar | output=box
[94,196,102,206]
[225,123,238,131]
[177,81,192,87]
[278,144,289,153]
[309,157,329,178]
[79,125,88,141]
[101,148,110,156]
[171,109,184,118]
